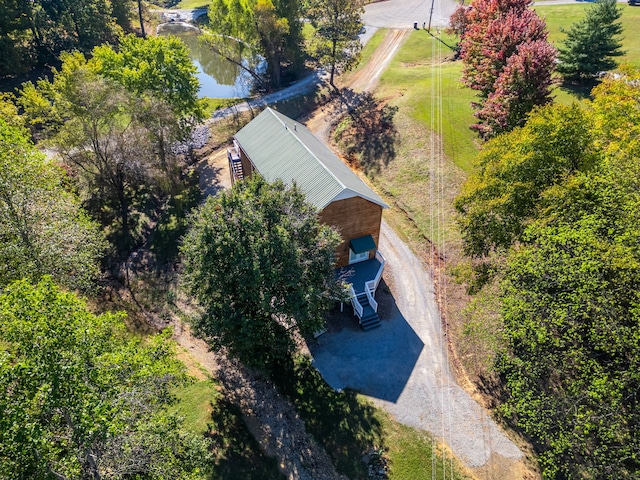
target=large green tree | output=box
[181,175,342,372]
[498,158,640,478]
[557,0,624,83]
[92,35,204,124]
[20,45,200,248]
[306,0,364,89]
[0,277,210,479]
[0,117,105,291]
[0,0,129,76]
[20,55,159,247]
[92,36,205,187]
[206,0,303,89]
[455,103,596,257]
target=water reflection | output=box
[157,22,254,98]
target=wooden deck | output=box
[336,257,383,295]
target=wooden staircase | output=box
[356,293,381,330]
[227,143,245,183]
[230,159,244,180]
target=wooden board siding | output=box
[318,196,383,267]
[240,149,254,179]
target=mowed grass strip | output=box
[170,379,285,479]
[361,30,474,247]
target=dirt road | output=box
[304,25,532,480]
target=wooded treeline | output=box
[456,69,640,478]
[0,30,216,477]
[0,0,135,77]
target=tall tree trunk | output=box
[330,39,338,89]
[137,0,146,38]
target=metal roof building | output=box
[233,107,388,211]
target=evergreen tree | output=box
[557,0,624,82]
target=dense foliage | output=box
[455,103,595,257]
[457,70,640,478]
[19,39,201,250]
[557,0,624,82]
[181,175,342,372]
[92,35,204,124]
[0,277,210,479]
[0,0,131,77]
[0,117,105,291]
[450,0,556,138]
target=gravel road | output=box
[190,2,532,476]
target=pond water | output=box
[157,22,255,99]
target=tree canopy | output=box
[306,0,364,88]
[557,0,624,83]
[454,103,595,257]
[0,277,210,479]
[180,174,342,372]
[92,35,204,124]
[451,0,556,138]
[206,0,303,89]
[498,156,640,479]
[19,41,201,250]
[457,69,640,478]
[0,117,105,291]
[0,0,131,76]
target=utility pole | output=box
[428,0,436,32]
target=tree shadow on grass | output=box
[273,355,384,479]
[558,79,597,100]
[207,397,285,480]
[334,89,399,175]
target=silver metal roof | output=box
[234,108,388,211]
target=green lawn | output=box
[173,0,211,9]
[379,31,477,173]
[170,379,285,479]
[381,416,470,480]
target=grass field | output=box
[173,0,210,9]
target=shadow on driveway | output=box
[309,283,423,403]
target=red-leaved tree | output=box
[473,40,557,138]
[451,0,556,137]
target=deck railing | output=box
[365,286,378,312]
[365,251,386,297]
[349,285,363,321]
[227,146,244,182]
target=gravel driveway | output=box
[311,223,524,472]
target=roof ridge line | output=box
[266,107,346,191]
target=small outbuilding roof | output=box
[234,107,388,211]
